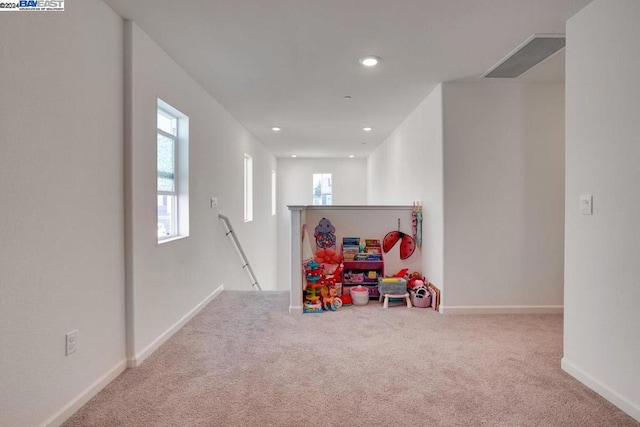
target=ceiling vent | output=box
[483,34,565,78]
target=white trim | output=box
[271,170,276,216]
[289,305,303,315]
[287,204,414,211]
[157,234,189,245]
[127,284,224,368]
[561,358,640,422]
[289,208,303,315]
[41,360,127,427]
[243,153,253,222]
[439,305,563,314]
[156,127,176,140]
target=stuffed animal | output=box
[314,217,336,249]
[408,272,426,290]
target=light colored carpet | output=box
[64,291,638,426]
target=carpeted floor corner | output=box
[63,291,638,426]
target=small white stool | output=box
[381,293,412,309]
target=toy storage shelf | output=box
[342,242,384,299]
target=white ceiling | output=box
[103,0,591,158]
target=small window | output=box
[244,154,253,222]
[312,173,332,205]
[157,99,189,242]
[271,170,276,216]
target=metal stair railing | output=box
[218,213,262,291]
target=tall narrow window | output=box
[244,154,253,222]
[157,99,189,242]
[312,173,332,205]
[271,170,276,216]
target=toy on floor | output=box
[320,286,342,311]
[350,285,370,306]
[340,294,352,306]
[304,260,323,284]
[303,285,324,313]
[303,301,323,313]
[409,283,432,308]
[305,286,321,304]
[407,272,425,290]
[304,260,345,313]
[409,278,425,290]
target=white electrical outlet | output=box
[580,194,593,215]
[66,330,78,356]
[210,197,218,208]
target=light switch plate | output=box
[580,194,593,215]
[210,197,218,208]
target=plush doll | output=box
[314,217,336,249]
[407,272,426,290]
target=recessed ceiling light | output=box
[363,127,372,132]
[291,154,297,158]
[349,155,355,158]
[271,127,281,131]
[359,56,380,67]
[343,95,352,100]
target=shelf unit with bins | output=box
[341,240,384,299]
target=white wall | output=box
[126,22,278,363]
[0,2,126,426]
[367,85,444,289]
[563,0,640,420]
[277,158,367,290]
[442,81,565,310]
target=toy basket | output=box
[344,272,364,284]
[377,278,407,295]
[410,288,432,308]
[350,285,370,305]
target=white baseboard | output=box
[562,358,640,422]
[41,360,127,427]
[289,305,303,315]
[127,284,224,368]
[440,305,563,314]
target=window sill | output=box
[158,234,189,245]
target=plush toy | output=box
[407,272,427,290]
[314,217,336,249]
[410,279,425,289]
[391,268,409,278]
